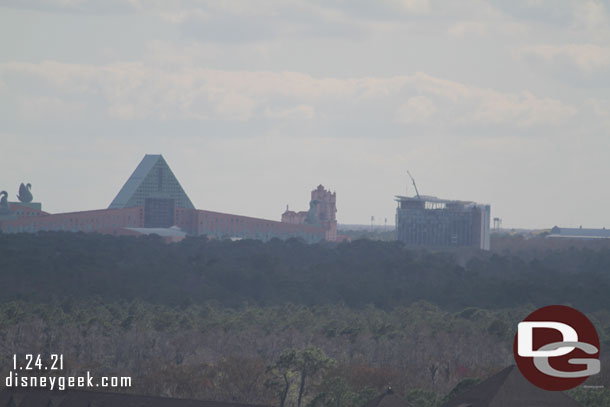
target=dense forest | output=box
[0,232,609,406]
[2,232,610,311]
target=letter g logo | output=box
[513,305,601,391]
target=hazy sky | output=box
[1,0,609,229]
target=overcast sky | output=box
[1,0,609,229]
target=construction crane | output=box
[407,171,421,199]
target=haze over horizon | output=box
[1,0,609,229]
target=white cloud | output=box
[1,0,142,13]
[586,98,610,126]
[396,0,430,14]
[157,8,210,24]
[407,73,577,126]
[17,95,84,120]
[448,20,527,37]
[396,96,436,124]
[518,44,610,73]
[0,61,577,128]
[462,90,577,126]
[264,105,315,120]
[214,92,257,121]
[448,21,487,37]
[572,1,610,33]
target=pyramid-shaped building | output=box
[0,154,339,242]
[109,154,194,210]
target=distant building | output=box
[282,184,348,242]
[395,195,490,250]
[0,155,341,243]
[548,226,610,240]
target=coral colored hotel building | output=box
[0,155,346,243]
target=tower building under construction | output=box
[395,195,490,250]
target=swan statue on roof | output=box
[17,183,33,203]
[0,190,8,212]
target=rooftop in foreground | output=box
[441,365,582,407]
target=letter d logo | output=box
[513,305,601,391]
[518,322,577,357]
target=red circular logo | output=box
[513,305,600,391]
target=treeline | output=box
[1,232,610,311]
[0,300,608,406]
